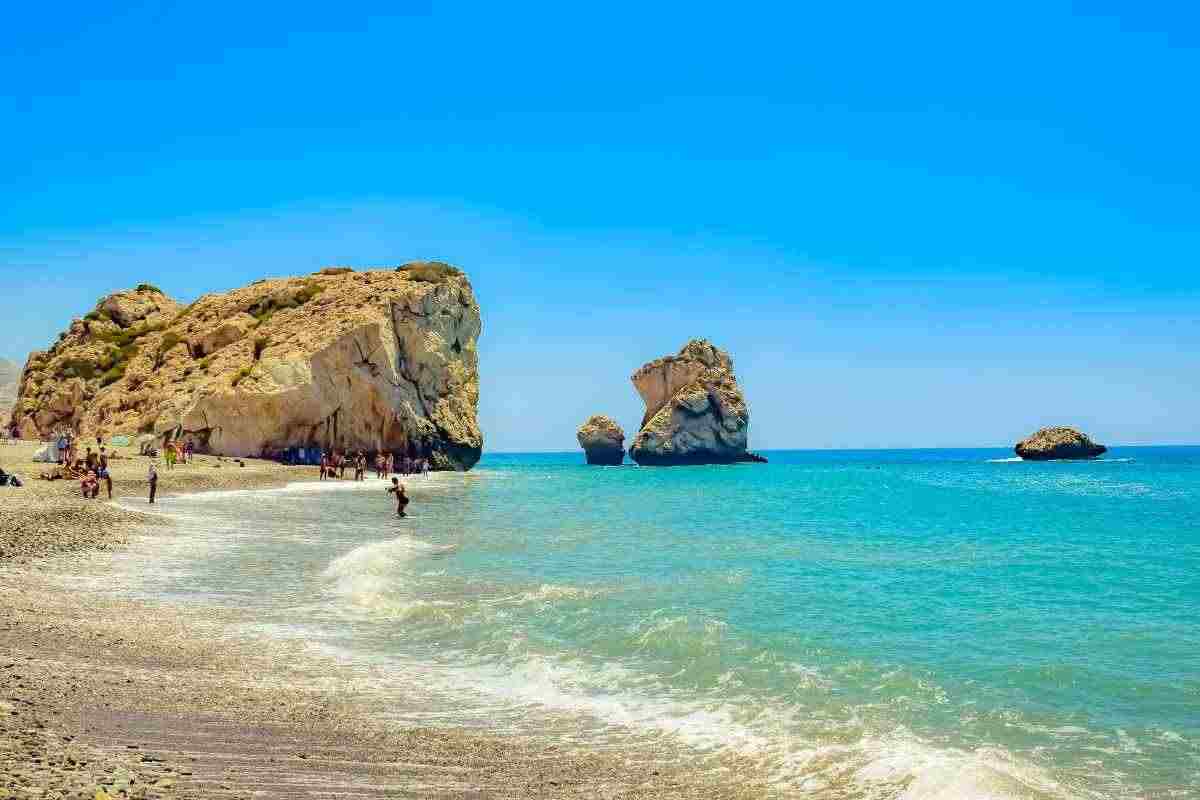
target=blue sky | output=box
[2,2,1197,449]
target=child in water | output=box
[387,477,409,517]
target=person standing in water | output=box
[148,462,159,504]
[387,477,409,517]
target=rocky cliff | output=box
[1014,426,1107,461]
[576,415,625,465]
[8,264,483,469]
[0,357,18,425]
[628,339,760,466]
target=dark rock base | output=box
[630,450,768,466]
[433,442,483,471]
[1015,444,1107,461]
[583,448,624,466]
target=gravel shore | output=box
[0,440,313,562]
[0,441,768,799]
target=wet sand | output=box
[0,441,768,799]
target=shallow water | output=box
[108,448,1200,798]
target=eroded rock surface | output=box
[576,415,625,465]
[1015,426,1107,461]
[0,357,20,427]
[9,264,483,469]
[629,339,761,466]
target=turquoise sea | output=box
[111,448,1199,798]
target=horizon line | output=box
[482,443,1200,455]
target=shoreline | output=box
[0,441,767,799]
[0,440,318,562]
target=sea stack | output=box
[576,415,625,465]
[628,339,763,466]
[1014,426,1107,460]
[8,263,484,470]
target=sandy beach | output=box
[0,441,766,799]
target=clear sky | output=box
[2,2,1198,449]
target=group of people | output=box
[33,430,421,514]
[37,438,115,500]
[37,431,183,504]
[54,430,76,465]
[75,445,113,499]
[316,449,419,518]
[163,438,194,468]
[319,450,430,481]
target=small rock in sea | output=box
[576,415,625,465]
[1014,426,1107,460]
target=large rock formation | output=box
[0,357,19,427]
[628,339,762,466]
[1015,426,1107,460]
[576,415,625,465]
[8,264,483,470]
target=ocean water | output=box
[109,448,1199,798]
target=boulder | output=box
[99,288,175,327]
[191,313,256,357]
[136,433,160,456]
[1014,426,1107,460]
[628,339,764,466]
[8,266,484,470]
[576,415,625,465]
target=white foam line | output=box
[151,473,459,503]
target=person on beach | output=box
[98,447,112,499]
[319,452,330,480]
[386,452,394,476]
[85,447,97,471]
[164,442,176,469]
[148,462,158,504]
[387,477,409,517]
[185,439,194,463]
[80,469,97,499]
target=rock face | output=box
[1015,426,1107,460]
[576,415,625,465]
[0,357,18,426]
[628,339,761,466]
[8,264,484,470]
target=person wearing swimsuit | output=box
[98,447,112,499]
[387,477,409,517]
